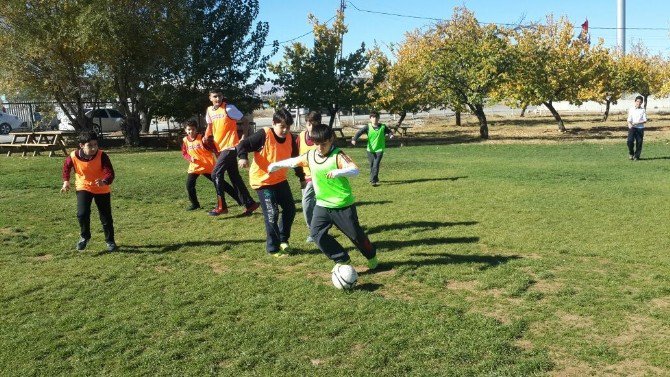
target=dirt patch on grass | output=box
[155,265,173,273]
[650,296,670,310]
[602,359,667,376]
[209,262,229,275]
[532,279,563,294]
[558,312,594,329]
[31,254,53,261]
[446,279,479,291]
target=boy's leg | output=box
[223,149,257,210]
[256,187,281,253]
[93,193,115,243]
[211,151,229,208]
[627,128,636,158]
[204,173,241,206]
[635,128,644,159]
[330,205,376,260]
[186,173,200,207]
[301,181,316,239]
[371,152,384,183]
[366,151,375,183]
[76,190,94,240]
[276,181,296,243]
[311,205,350,263]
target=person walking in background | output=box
[627,95,647,161]
[351,111,394,186]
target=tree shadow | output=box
[97,239,265,255]
[362,253,520,275]
[366,221,477,234]
[373,236,479,250]
[383,176,467,185]
[355,282,383,292]
[638,156,670,160]
[357,200,393,206]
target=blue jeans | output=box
[627,127,644,159]
[367,151,384,183]
[256,180,296,253]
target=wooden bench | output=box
[0,131,75,157]
[395,125,413,137]
[331,126,345,138]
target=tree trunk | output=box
[543,101,566,132]
[643,94,649,111]
[123,115,141,147]
[455,111,461,126]
[327,107,338,128]
[520,104,528,117]
[602,99,611,121]
[396,110,407,128]
[470,104,489,139]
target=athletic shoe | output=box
[629,155,634,160]
[305,236,314,243]
[208,206,228,216]
[371,181,379,187]
[76,237,89,251]
[243,202,260,216]
[270,250,288,258]
[280,242,291,253]
[186,204,201,211]
[106,242,118,252]
[367,256,379,270]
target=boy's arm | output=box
[351,126,368,145]
[268,153,309,172]
[99,152,115,185]
[61,155,74,192]
[291,133,306,184]
[627,109,634,127]
[328,151,359,178]
[181,141,194,162]
[384,124,394,138]
[204,108,214,139]
[225,104,244,121]
[236,129,266,167]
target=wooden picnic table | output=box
[0,130,78,157]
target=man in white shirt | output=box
[627,95,647,161]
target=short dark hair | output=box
[184,120,198,129]
[635,95,644,102]
[273,108,294,126]
[306,111,322,125]
[310,124,334,143]
[209,89,223,95]
[369,110,380,119]
[79,131,98,144]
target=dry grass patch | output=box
[31,254,53,262]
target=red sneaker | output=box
[243,202,260,216]
[208,206,228,216]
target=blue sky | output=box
[258,0,670,59]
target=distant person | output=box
[351,111,394,186]
[60,131,117,252]
[181,120,240,211]
[297,111,321,243]
[204,89,259,216]
[236,108,305,256]
[627,95,647,161]
[269,124,378,269]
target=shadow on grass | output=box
[355,282,384,292]
[383,176,468,185]
[366,221,477,234]
[101,239,265,255]
[374,236,479,250]
[639,156,670,160]
[362,253,520,275]
[357,200,393,206]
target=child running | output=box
[61,131,117,252]
[269,124,378,269]
[236,108,305,256]
[297,111,321,242]
[181,120,240,211]
[351,110,394,186]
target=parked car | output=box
[58,108,126,134]
[0,112,27,134]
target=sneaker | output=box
[629,155,634,160]
[633,156,639,161]
[106,242,118,252]
[208,207,228,216]
[270,250,288,258]
[305,236,314,243]
[243,202,260,216]
[186,204,201,211]
[280,242,291,253]
[76,237,89,251]
[367,256,379,270]
[371,181,380,187]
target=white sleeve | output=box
[205,108,212,124]
[627,109,633,123]
[329,166,359,178]
[226,104,243,120]
[641,110,647,123]
[268,156,303,172]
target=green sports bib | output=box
[308,148,355,208]
[367,123,386,152]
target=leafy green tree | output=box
[269,10,370,127]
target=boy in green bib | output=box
[269,124,378,270]
[351,110,394,186]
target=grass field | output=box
[1,141,669,376]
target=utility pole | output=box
[617,0,626,55]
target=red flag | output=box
[581,19,589,33]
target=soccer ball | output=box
[331,263,358,290]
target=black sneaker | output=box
[76,237,89,251]
[186,204,201,211]
[106,242,118,252]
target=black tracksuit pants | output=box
[310,204,376,263]
[76,190,114,243]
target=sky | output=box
[257,0,670,60]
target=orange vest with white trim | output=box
[207,105,239,151]
[298,130,318,179]
[249,128,294,189]
[71,150,111,194]
[183,135,216,174]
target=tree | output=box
[269,10,370,127]
[625,44,664,110]
[413,7,514,139]
[505,16,599,131]
[0,0,104,131]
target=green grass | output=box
[1,142,669,375]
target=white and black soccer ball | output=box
[331,263,358,290]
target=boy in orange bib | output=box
[181,120,239,212]
[61,131,117,252]
[236,108,305,256]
